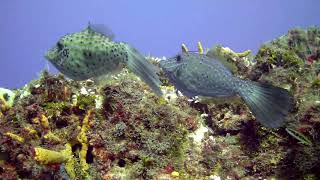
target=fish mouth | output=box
[44,51,51,60]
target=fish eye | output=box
[176,55,181,62]
[62,49,69,57]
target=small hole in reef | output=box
[86,145,94,164]
[72,143,82,153]
[42,173,54,180]
[118,159,126,167]
[17,169,32,178]
[129,155,140,163]
[37,131,42,138]
[54,117,68,129]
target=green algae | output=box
[76,94,96,110]
[43,101,69,117]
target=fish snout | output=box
[44,46,58,61]
[44,51,51,60]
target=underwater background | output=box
[0,0,319,88]
[1,0,320,180]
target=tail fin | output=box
[238,81,294,128]
[125,44,163,96]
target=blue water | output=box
[0,0,319,88]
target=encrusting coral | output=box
[0,26,319,179]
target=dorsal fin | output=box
[87,22,115,40]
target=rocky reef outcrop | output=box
[0,26,319,180]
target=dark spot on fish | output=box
[83,51,93,59]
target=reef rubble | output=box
[0,26,319,180]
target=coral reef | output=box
[0,26,319,179]
[0,70,198,179]
[198,26,320,179]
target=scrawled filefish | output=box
[160,43,294,128]
[45,24,162,96]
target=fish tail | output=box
[238,81,294,128]
[125,44,163,96]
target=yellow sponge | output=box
[34,147,68,164]
[5,132,25,143]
